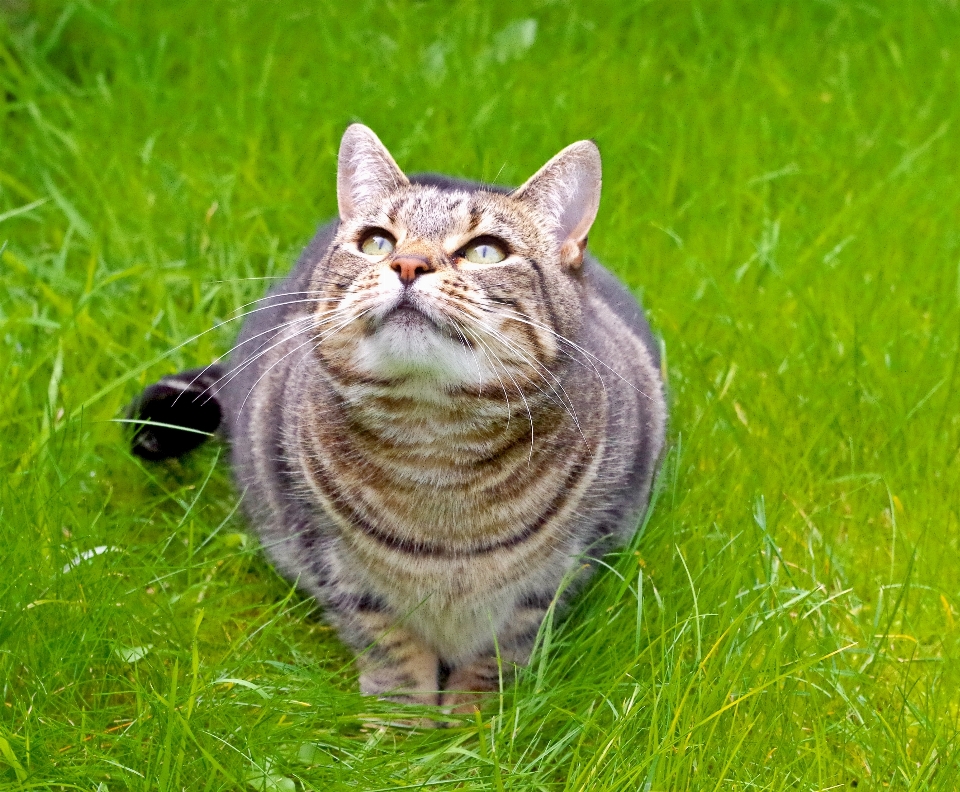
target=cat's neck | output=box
[315,371,571,467]
[295,364,605,551]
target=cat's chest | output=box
[332,529,574,661]
[302,384,601,533]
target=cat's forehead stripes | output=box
[371,186,541,253]
[386,187,472,239]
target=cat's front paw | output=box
[357,626,443,712]
[359,667,441,708]
[440,659,503,715]
[440,689,495,716]
[359,667,445,729]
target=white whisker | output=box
[456,324,536,460]
[443,300,584,437]
[493,306,654,402]
[235,308,373,420]
[172,313,326,405]
[203,307,353,402]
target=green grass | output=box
[2,0,959,788]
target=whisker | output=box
[456,323,535,460]
[200,308,353,403]
[448,320,486,396]
[469,317,582,432]
[217,305,348,363]
[458,319,515,418]
[203,275,292,284]
[444,301,583,434]
[235,308,374,420]
[445,312,515,430]
[152,294,349,382]
[222,293,350,322]
[492,306,653,401]
[171,309,345,406]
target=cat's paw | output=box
[440,689,496,716]
[439,660,502,715]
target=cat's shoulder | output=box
[582,254,661,371]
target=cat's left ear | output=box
[513,140,602,269]
[337,124,410,223]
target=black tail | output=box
[129,365,225,460]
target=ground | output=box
[1,1,959,789]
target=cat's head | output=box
[312,124,601,393]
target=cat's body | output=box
[132,127,666,709]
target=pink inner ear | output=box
[560,238,587,269]
[513,140,602,252]
[337,125,408,222]
[556,176,600,246]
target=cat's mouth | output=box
[373,297,451,338]
[384,304,434,328]
[359,295,476,362]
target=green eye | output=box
[360,232,395,257]
[463,238,507,264]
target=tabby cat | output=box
[131,124,667,711]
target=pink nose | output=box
[390,256,434,285]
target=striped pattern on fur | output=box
[132,126,667,712]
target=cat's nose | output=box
[390,256,435,286]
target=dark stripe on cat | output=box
[330,591,388,613]
[438,660,452,690]
[305,440,594,557]
[526,259,561,337]
[322,363,394,388]
[518,591,555,610]
[467,206,482,233]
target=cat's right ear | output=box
[337,124,409,223]
[513,140,602,270]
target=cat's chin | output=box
[350,311,485,388]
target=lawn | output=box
[2,0,959,788]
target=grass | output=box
[1,0,959,788]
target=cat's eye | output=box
[359,231,395,257]
[462,238,507,265]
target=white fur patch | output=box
[346,270,498,389]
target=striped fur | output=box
[134,126,667,711]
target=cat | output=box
[130,124,667,712]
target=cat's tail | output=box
[128,365,225,460]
